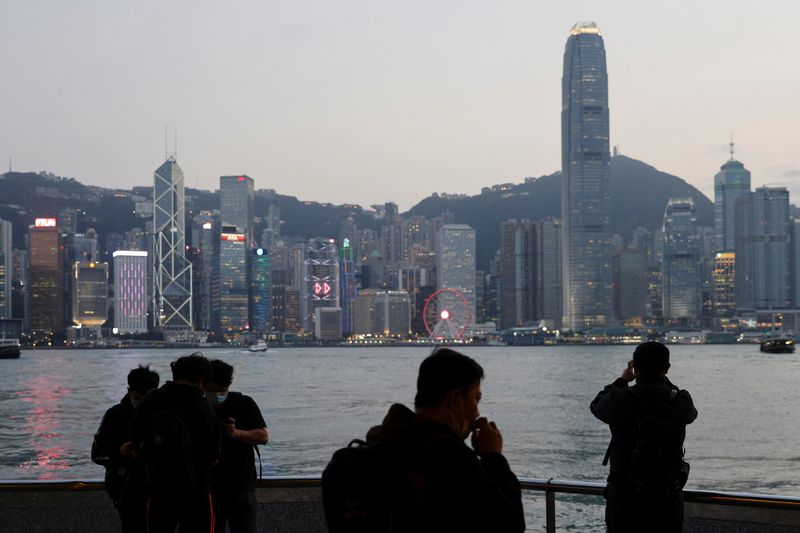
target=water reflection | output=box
[16,374,72,477]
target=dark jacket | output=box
[91,394,134,502]
[365,403,525,533]
[211,391,267,492]
[590,377,698,482]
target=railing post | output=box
[545,477,556,533]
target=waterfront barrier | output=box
[1,476,799,532]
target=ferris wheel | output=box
[422,288,472,340]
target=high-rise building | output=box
[353,289,410,336]
[314,307,342,341]
[250,247,271,335]
[301,239,340,335]
[533,219,563,326]
[612,248,649,325]
[499,220,532,329]
[714,144,751,252]
[220,175,255,242]
[662,198,702,321]
[28,218,64,338]
[339,238,357,337]
[190,212,215,332]
[152,156,192,332]
[712,252,736,318]
[113,251,148,334]
[0,218,12,319]
[561,21,613,330]
[218,228,249,335]
[72,261,108,329]
[735,187,791,310]
[436,224,476,321]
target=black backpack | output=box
[144,403,195,495]
[322,439,398,533]
[627,388,690,495]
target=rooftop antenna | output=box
[8,157,11,173]
[164,124,168,160]
[174,125,178,160]
[729,131,735,161]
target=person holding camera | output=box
[591,341,698,533]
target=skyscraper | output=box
[662,198,702,321]
[218,228,249,335]
[113,251,148,334]
[301,239,340,335]
[714,143,751,252]
[561,21,613,330]
[0,218,12,319]
[220,175,255,242]
[153,156,192,332]
[72,261,108,329]
[435,224,476,321]
[28,218,64,339]
[250,247,271,335]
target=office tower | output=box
[152,156,192,331]
[284,288,301,333]
[533,219,563,326]
[314,307,342,341]
[113,251,148,334]
[339,216,359,265]
[712,252,736,318]
[662,198,702,321]
[339,238,357,337]
[28,218,64,338]
[714,143,751,252]
[270,268,288,333]
[218,227,249,335]
[404,216,430,262]
[220,175,255,242]
[499,220,533,329]
[632,226,663,321]
[250,247,271,335]
[735,187,791,309]
[58,208,78,236]
[124,227,147,251]
[362,250,385,289]
[190,212,215,331]
[266,205,281,241]
[561,21,613,330]
[12,249,27,321]
[0,219,11,318]
[792,221,800,308]
[302,239,340,335]
[353,289,411,336]
[612,248,649,325]
[435,224,476,321]
[72,261,108,329]
[357,229,379,263]
[381,202,404,266]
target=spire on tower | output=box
[729,132,735,161]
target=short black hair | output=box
[128,364,160,395]
[414,348,484,409]
[633,341,670,377]
[210,359,234,387]
[170,353,212,384]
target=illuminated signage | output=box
[113,251,148,257]
[202,222,212,230]
[238,176,246,182]
[34,218,57,227]
[312,280,333,299]
[256,248,264,256]
[221,233,246,242]
[343,238,350,248]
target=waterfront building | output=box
[381,202,404,267]
[113,251,148,334]
[612,248,649,325]
[561,21,613,330]
[339,238,357,337]
[0,218,11,318]
[152,156,193,332]
[284,287,301,333]
[266,204,281,241]
[28,218,64,338]
[353,289,410,337]
[301,239,340,336]
[735,187,791,310]
[712,252,736,318]
[218,227,249,335]
[220,175,255,243]
[190,212,215,332]
[499,220,533,329]
[436,224,476,321]
[72,261,108,329]
[250,247,271,335]
[533,219,563,327]
[714,143,751,252]
[314,307,342,341]
[270,268,288,333]
[662,198,702,321]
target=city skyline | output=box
[2,2,799,210]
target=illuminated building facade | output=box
[113,251,148,333]
[662,198,702,321]
[72,261,109,328]
[714,146,751,252]
[435,224,476,320]
[152,156,193,331]
[499,219,533,329]
[561,21,613,330]
[301,239,340,335]
[218,228,249,335]
[220,175,254,242]
[249,247,271,335]
[339,238,356,337]
[191,212,215,332]
[0,218,11,318]
[712,252,736,318]
[533,219,563,326]
[28,218,64,337]
[353,289,410,337]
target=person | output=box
[204,359,269,533]
[128,353,221,533]
[92,364,160,533]
[341,347,525,533]
[591,341,698,533]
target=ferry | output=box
[247,340,269,353]
[760,334,795,354]
[0,338,21,359]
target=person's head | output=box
[414,348,485,439]
[205,359,234,404]
[127,364,160,406]
[170,353,212,387]
[633,341,670,379]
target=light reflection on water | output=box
[1,345,799,530]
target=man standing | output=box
[324,347,525,533]
[92,365,159,533]
[591,341,698,533]
[129,353,220,533]
[205,359,269,533]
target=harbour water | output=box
[1,344,799,530]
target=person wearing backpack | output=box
[204,359,269,533]
[92,364,159,533]
[128,353,221,533]
[591,341,698,533]
[322,347,525,533]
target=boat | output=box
[760,336,795,354]
[0,338,21,359]
[247,340,269,353]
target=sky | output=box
[2,1,799,210]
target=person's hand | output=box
[221,417,237,438]
[470,417,503,456]
[119,441,139,460]
[621,359,636,382]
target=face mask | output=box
[131,397,141,408]
[208,392,228,405]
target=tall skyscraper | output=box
[113,251,148,334]
[218,227,249,335]
[435,224,476,321]
[301,239,340,335]
[499,220,532,329]
[561,21,613,330]
[0,218,12,318]
[533,218,563,326]
[662,198,702,321]
[72,261,108,329]
[712,251,736,318]
[152,156,192,332]
[28,218,64,338]
[250,247,271,335]
[714,143,751,252]
[220,175,255,242]
[339,238,357,337]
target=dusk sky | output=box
[2,1,799,210]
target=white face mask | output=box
[208,392,228,405]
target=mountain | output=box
[406,155,713,270]
[0,155,712,271]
